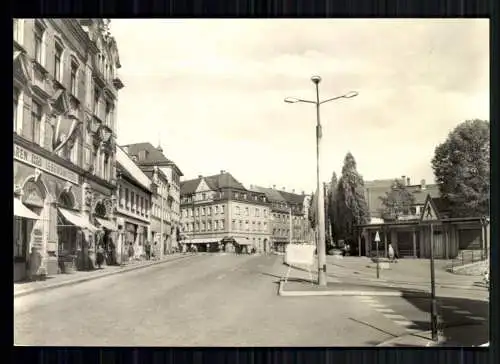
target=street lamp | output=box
[284,76,358,286]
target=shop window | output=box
[14,218,29,259]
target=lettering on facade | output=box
[32,228,44,250]
[14,144,79,185]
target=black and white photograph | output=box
[13,18,489,347]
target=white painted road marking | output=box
[393,320,417,327]
[376,308,395,313]
[467,316,486,321]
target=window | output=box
[208,207,211,216]
[136,195,140,214]
[234,193,239,199]
[220,220,225,230]
[34,22,44,64]
[256,208,259,217]
[214,205,218,214]
[208,221,212,231]
[31,100,42,145]
[214,221,218,230]
[221,205,225,214]
[202,193,206,200]
[239,221,243,230]
[246,221,249,231]
[70,138,79,165]
[130,192,135,211]
[140,197,144,216]
[105,101,112,127]
[252,221,255,231]
[245,207,249,216]
[258,222,261,231]
[264,209,267,217]
[145,200,149,217]
[13,88,19,132]
[232,220,236,229]
[93,87,100,115]
[202,222,206,231]
[125,188,129,209]
[195,208,199,217]
[54,42,63,82]
[70,60,78,95]
[202,207,205,216]
[119,187,123,207]
[236,206,240,215]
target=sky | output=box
[110,19,489,194]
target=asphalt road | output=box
[358,293,489,346]
[15,254,404,346]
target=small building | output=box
[357,197,490,259]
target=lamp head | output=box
[284,97,300,103]
[343,91,359,99]
[311,75,322,84]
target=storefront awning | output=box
[58,208,98,232]
[184,238,221,244]
[234,238,252,246]
[95,217,117,231]
[14,198,40,220]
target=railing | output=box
[449,249,489,270]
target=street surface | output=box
[14,254,489,346]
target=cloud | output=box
[110,19,489,192]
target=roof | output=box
[248,185,287,203]
[180,172,247,195]
[278,190,305,205]
[139,165,168,184]
[121,142,183,176]
[116,146,151,192]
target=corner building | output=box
[180,171,272,253]
[13,19,124,281]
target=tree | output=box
[327,172,339,244]
[431,119,490,217]
[379,179,416,221]
[335,152,370,241]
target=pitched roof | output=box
[248,185,287,202]
[121,142,184,176]
[116,146,151,192]
[278,190,306,205]
[180,172,247,195]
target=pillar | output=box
[383,228,388,258]
[357,233,362,257]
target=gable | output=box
[196,179,213,193]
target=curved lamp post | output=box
[284,76,358,286]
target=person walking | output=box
[145,241,151,260]
[388,243,396,263]
[128,242,134,262]
[96,244,105,269]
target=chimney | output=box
[220,170,225,174]
[421,179,426,190]
[406,177,410,186]
[292,189,295,193]
[401,175,405,185]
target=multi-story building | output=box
[13,19,124,281]
[180,171,271,253]
[115,146,152,262]
[248,185,310,252]
[121,142,183,250]
[140,165,171,256]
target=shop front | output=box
[93,200,118,265]
[14,142,81,279]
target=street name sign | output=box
[420,194,441,223]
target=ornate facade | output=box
[13,19,124,281]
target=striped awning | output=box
[58,208,98,232]
[14,198,40,220]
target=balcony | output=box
[31,61,52,99]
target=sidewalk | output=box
[14,254,194,298]
[325,256,484,290]
[377,322,489,347]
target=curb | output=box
[14,254,194,298]
[277,281,429,298]
[376,323,487,347]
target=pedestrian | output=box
[128,242,134,262]
[145,241,151,260]
[96,244,105,269]
[388,243,395,262]
[152,242,158,260]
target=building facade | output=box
[180,171,271,253]
[115,147,153,262]
[13,19,123,281]
[141,165,171,256]
[249,185,310,252]
[121,143,183,251]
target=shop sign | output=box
[22,181,44,207]
[14,144,79,185]
[31,228,43,250]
